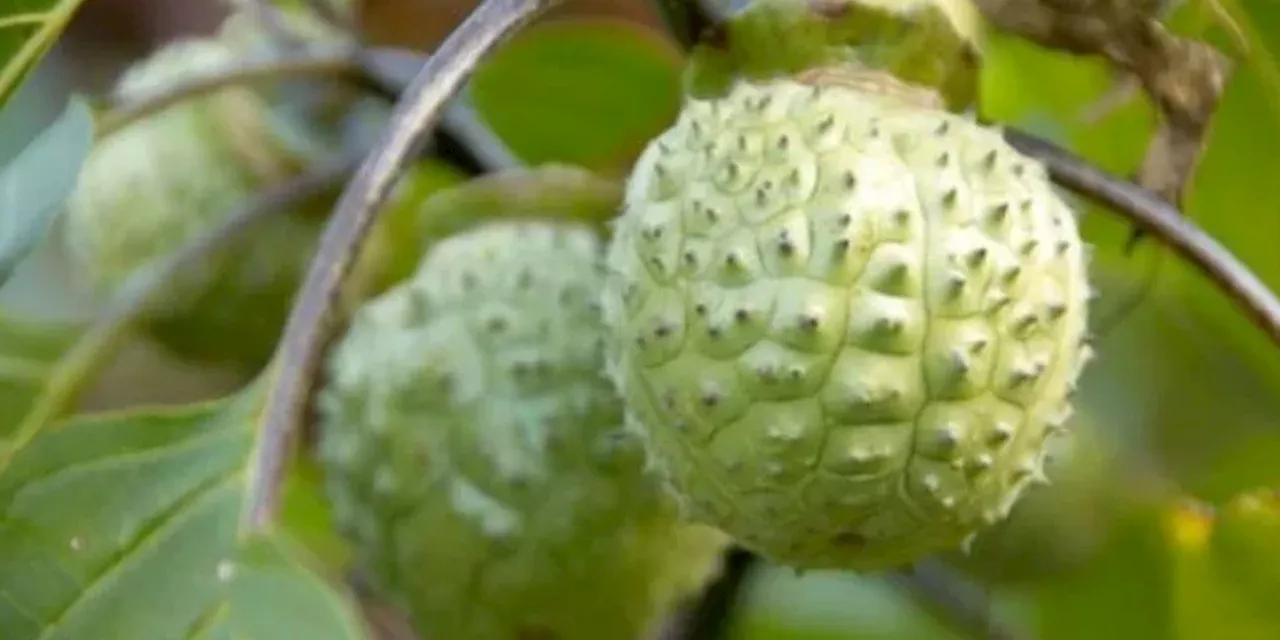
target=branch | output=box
[241,0,308,48]
[95,46,508,175]
[96,50,360,138]
[886,560,1030,640]
[361,48,522,170]
[0,157,356,466]
[648,0,724,50]
[243,0,562,532]
[969,0,1232,248]
[1004,128,1280,349]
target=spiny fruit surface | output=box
[63,38,344,369]
[317,221,727,640]
[601,76,1093,571]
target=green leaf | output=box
[468,18,683,176]
[0,311,81,440]
[0,390,369,640]
[1204,489,1280,619]
[0,0,88,108]
[0,92,94,287]
[1169,495,1280,639]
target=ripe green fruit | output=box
[600,73,1093,572]
[317,221,728,640]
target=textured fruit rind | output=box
[317,221,727,640]
[601,76,1092,571]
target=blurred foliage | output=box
[0,0,1277,638]
[468,17,683,176]
[0,389,370,640]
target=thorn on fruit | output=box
[981,149,998,170]
[941,188,958,207]
[968,337,988,354]
[989,421,1014,445]
[988,202,1009,222]
[893,209,911,228]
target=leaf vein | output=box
[34,470,240,640]
[5,424,243,499]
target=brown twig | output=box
[969,0,1233,248]
[243,0,563,532]
[1004,128,1280,348]
[0,157,356,468]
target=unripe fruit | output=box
[317,221,728,640]
[601,73,1093,571]
[63,37,389,370]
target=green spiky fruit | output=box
[63,37,390,370]
[317,221,729,640]
[600,72,1093,572]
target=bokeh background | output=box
[3,0,1279,638]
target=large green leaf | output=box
[0,390,369,640]
[0,0,87,108]
[0,91,93,288]
[467,18,683,176]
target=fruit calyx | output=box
[684,0,983,111]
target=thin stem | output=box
[441,100,522,171]
[243,0,563,532]
[1004,129,1280,349]
[886,560,1030,640]
[96,51,360,139]
[0,157,355,470]
[243,0,307,48]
